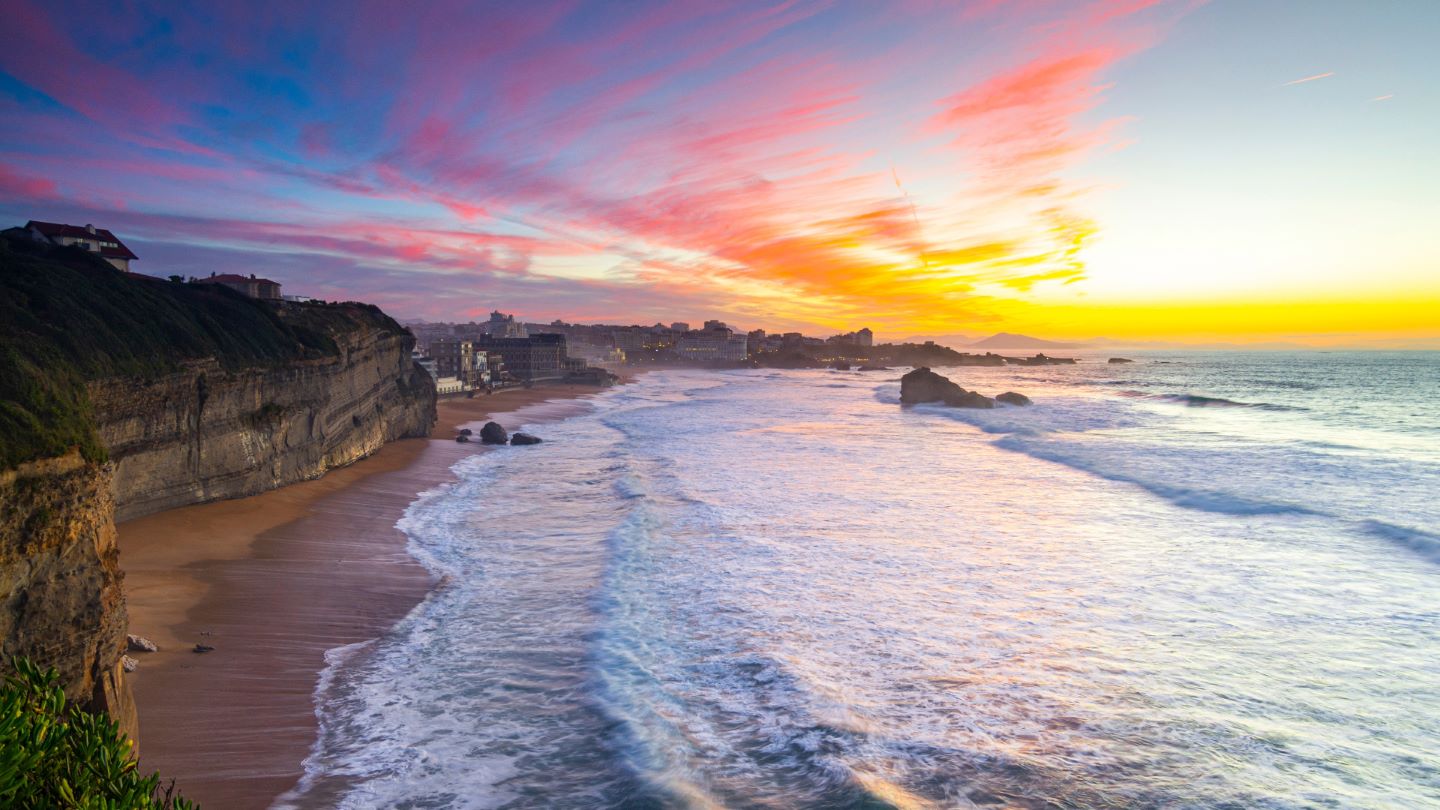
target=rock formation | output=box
[0,452,136,741]
[92,320,435,522]
[510,433,543,445]
[480,421,509,444]
[899,368,995,409]
[996,392,1033,406]
[1108,357,1134,364]
[0,236,436,743]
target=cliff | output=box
[96,319,433,521]
[0,453,135,739]
[0,234,434,730]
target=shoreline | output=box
[119,377,631,809]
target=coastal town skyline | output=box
[3,1,1438,346]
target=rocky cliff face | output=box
[0,453,136,740]
[1,240,435,738]
[95,322,435,521]
[2,315,432,741]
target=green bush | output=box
[0,658,197,809]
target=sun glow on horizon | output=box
[0,1,1437,344]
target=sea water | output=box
[276,353,1440,809]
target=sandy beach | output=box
[119,380,625,809]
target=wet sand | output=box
[120,380,627,809]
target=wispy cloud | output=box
[1283,71,1335,86]
[0,0,1189,331]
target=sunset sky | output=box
[2,1,1436,345]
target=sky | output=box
[2,0,1437,345]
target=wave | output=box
[1118,391,1304,411]
[992,436,1319,516]
[1359,520,1440,563]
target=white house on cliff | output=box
[25,220,139,271]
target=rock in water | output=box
[127,634,158,653]
[455,434,470,443]
[899,367,995,409]
[480,421,509,444]
[458,427,473,435]
[996,392,1033,407]
[1108,357,1134,364]
[510,432,543,445]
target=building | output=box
[434,376,466,395]
[670,322,690,332]
[611,327,649,352]
[677,328,748,362]
[194,272,282,300]
[825,327,874,349]
[24,220,139,271]
[430,338,487,387]
[483,310,526,337]
[412,349,439,380]
[473,334,569,381]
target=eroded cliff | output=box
[97,321,434,521]
[0,234,434,731]
[0,453,136,740]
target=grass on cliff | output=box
[0,657,197,809]
[0,235,408,469]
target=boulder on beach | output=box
[1108,357,1134,364]
[510,432,543,445]
[455,434,470,443]
[122,655,139,673]
[480,421,509,444]
[458,427,473,435]
[899,367,994,409]
[127,634,158,653]
[996,392,1033,407]
[193,644,214,654]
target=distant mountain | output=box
[893,333,982,348]
[968,332,1087,350]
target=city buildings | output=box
[677,323,749,362]
[407,314,882,376]
[429,337,489,387]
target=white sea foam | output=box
[283,358,1440,809]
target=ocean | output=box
[276,352,1440,809]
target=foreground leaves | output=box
[0,658,197,809]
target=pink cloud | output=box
[0,163,59,200]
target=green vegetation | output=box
[0,658,197,809]
[0,235,408,469]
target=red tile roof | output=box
[197,273,281,286]
[26,220,139,260]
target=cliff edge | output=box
[0,234,435,733]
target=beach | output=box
[118,382,620,809]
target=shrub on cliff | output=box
[0,658,197,808]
